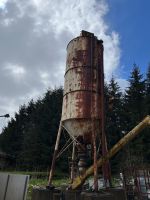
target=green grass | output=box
[0,170,69,200]
[27,178,69,200]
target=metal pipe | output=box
[71,115,150,189]
[48,121,62,186]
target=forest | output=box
[0,64,149,173]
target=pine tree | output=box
[125,65,145,127]
[145,64,150,115]
[0,87,64,170]
[143,65,150,163]
[124,64,145,164]
[105,77,124,173]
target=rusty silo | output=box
[61,31,103,144]
[48,30,110,189]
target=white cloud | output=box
[39,71,50,87]
[1,18,14,26]
[0,0,8,9]
[3,63,26,78]
[0,0,121,132]
[28,0,120,76]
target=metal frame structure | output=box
[71,115,150,189]
[48,122,86,187]
[122,166,150,199]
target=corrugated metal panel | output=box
[0,173,29,200]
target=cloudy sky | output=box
[0,0,149,131]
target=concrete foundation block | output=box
[64,190,81,200]
[31,187,127,200]
[31,187,54,200]
[53,192,62,200]
[81,192,114,200]
[104,188,127,200]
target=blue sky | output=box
[106,0,150,79]
[0,0,149,131]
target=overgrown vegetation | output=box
[0,64,150,173]
[26,176,69,200]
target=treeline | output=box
[0,64,149,173]
[0,88,63,171]
[105,64,150,172]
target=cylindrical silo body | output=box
[61,31,104,144]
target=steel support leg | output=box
[48,121,62,187]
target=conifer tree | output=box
[124,64,145,164]
[143,65,150,163]
[105,77,124,172]
[0,87,64,170]
[125,64,145,126]
[145,64,150,115]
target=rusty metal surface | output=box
[61,33,103,143]
[48,122,62,186]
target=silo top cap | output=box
[67,31,103,49]
[80,30,94,37]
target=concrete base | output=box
[81,192,114,200]
[104,188,127,200]
[53,192,62,200]
[31,187,54,200]
[31,187,127,200]
[64,190,81,200]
